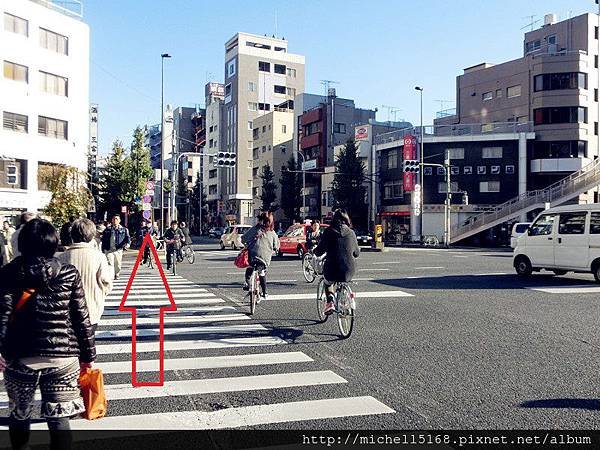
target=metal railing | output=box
[30,0,83,18]
[374,122,533,146]
[451,157,600,242]
[436,108,456,119]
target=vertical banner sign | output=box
[403,135,417,192]
[88,104,99,208]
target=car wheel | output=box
[514,256,532,276]
[594,263,600,283]
[552,270,567,276]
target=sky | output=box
[85,0,596,156]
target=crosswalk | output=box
[2,258,395,430]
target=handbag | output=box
[79,368,108,420]
[234,230,264,269]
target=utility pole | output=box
[160,53,171,235]
[415,86,424,238]
[445,150,451,247]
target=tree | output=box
[122,126,153,213]
[259,163,278,212]
[331,140,368,229]
[190,172,208,234]
[97,140,127,219]
[279,156,302,221]
[42,166,92,229]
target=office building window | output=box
[262,126,266,133]
[333,123,346,133]
[258,103,270,111]
[496,89,502,98]
[596,55,599,69]
[247,140,253,150]
[38,116,68,140]
[3,112,28,133]
[226,58,236,78]
[596,122,599,136]
[482,147,503,158]
[4,13,28,36]
[274,64,286,74]
[3,61,28,82]
[507,85,521,98]
[282,124,287,134]
[286,87,296,97]
[274,85,286,94]
[258,61,270,72]
[383,180,403,199]
[225,83,231,96]
[387,150,398,169]
[534,107,587,125]
[596,26,599,40]
[446,148,464,159]
[247,179,252,188]
[39,71,68,96]
[525,39,541,53]
[252,128,259,139]
[39,28,68,55]
[439,182,459,193]
[248,102,257,111]
[596,89,599,102]
[479,181,500,193]
[286,67,296,77]
[534,72,586,91]
[482,91,493,101]
[248,121,252,130]
[1,159,26,189]
[248,81,256,92]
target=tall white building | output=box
[0,0,89,221]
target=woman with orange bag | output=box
[0,219,96,450]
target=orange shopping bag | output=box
[79,368,108,420]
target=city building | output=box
[222,32,305,224]
[204,82,224,226]
[0,0,89,220]
[296,91,376,219]
[250,110,293,221]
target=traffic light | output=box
[215,152,236,167]
[403,160,419,173]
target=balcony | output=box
[300,108,322,126]
[301,132,321,150]
[31,0,83,18]
[530,157,591,173]
[436,108,456,119]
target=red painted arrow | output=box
[118,234,177,387]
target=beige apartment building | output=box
[203,82,224,225]
[251,111,293,221]
[436,12,600,197]
[222,32,305,224]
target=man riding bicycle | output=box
[314,209,360,315]
[241,212,280,302]
[141,220,159,265]
[164,220,185,270]
[306,220,321,251]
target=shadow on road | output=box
[258,318,347,342]
[520,399,600,411]
[372,274,598,291]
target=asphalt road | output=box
[2,241,599,432]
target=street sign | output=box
[143,195,152,203]
[302,159,317,170]
[413,184,422,217]
[142,203,152,211]
[121,206,127,213]
[142,210,151,220]
[145,181,155,190]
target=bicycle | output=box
[316,277,355,339]
[165,239,181,276]
[180,243,195,264]
[422,235,440,247]
[302,251,325,283]
[246,264,263,315]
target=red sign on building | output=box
[403,135,417,192]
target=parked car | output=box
[513,204,600,281]
[354,229,373,246]
[208,227,224,238]
[510,222,531,249]
[220,225,252,250]
[278,223,328,258]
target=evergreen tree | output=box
[331,140,368,229]
[42,166,92,228]
[123,126,153,213]
[259,163,279,212]
[98,140,127,219]
[279,156,302,221]
[190,171,208,233]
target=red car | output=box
[278,223,328,258]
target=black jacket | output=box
[101,225,130,252]
[180,226,192,245]
[0,257,96,363]
[164,228,185,245]
[314,224,360,282]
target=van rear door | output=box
[555,212,588,269]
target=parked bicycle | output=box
[302,251,325,283]
[316,277,355,338]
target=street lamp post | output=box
[160,53,171,236]
[414,86,424,238]
[295,150,306,220]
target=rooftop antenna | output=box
[320,79,339,97]
[434,99,454,111]
[275,10,278,38]
[521,15,541,31]
[381,105,403,122]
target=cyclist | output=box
[305,220,321,251]
[141,220,159,265]
[179,221,192,246]
[241,212,280,302]
[314,209,360,315]
[163,220,185,270]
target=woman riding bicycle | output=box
[241,212,280,302]
[314,209,360,315]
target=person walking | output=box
[1,221,16,265]
[58,218,113,334]
[0,219,96,449]
[241,212,280,301]
[101,215,130,280]
[314,209,360,315]
[10,212,36,260]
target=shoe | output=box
[242,282,249,291]
[166,265,171,270]
[258,293,268,303]
[114,275,120,280]
[324,300,335,315]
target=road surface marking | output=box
[95,323,267,339]
[358,268,390,272]
[100,313,249,326]
[526,285,600,294]
[101,305,237,317]
[414,266,444,270]
[104,298,225,307]
[266,290,413,300]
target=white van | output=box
[219,225,252,250]
[513,204,600,281]
[510,222,532,249]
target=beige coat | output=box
[58,242,113,325]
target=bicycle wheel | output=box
[336,284,355,339]
[316,278,327,323]
[249,271,258,315]
[148,254,154,269]
[172,252,177,276]
[302,253,316,283]
[185,246,195,264]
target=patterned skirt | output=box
[4,359,85,420]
